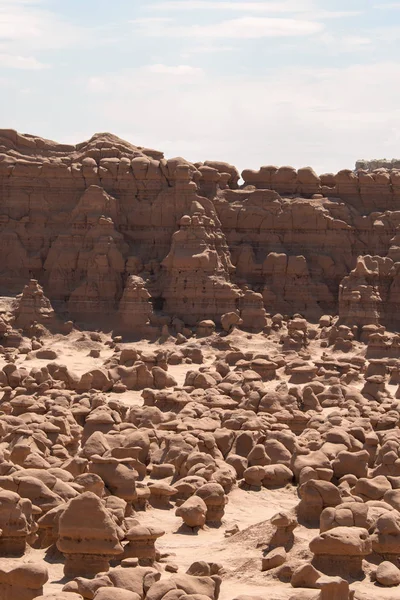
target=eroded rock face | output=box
[339,255,400,329]
[11,280,57,331]
[117,276,154,335]
[2,128,400,329]
[161,214,240,326]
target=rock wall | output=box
[356,158,400,171]
[1,128,400,330]
[339,255,400,329]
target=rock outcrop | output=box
[339,255,400,329]
[57,492,123,577]
[1,128,400,330]
[11,280,57,331]
[161,213,240,325]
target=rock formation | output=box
[2,128,400,599]
[11,280,57,332]
[0,490,37,556]
[160,213,240,325]
[339,255,400,329]
[117,276,154,335]
[57,492,123,576]
[0,560,48,600]
[1,128,400,330]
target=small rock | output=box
[261,547,287,571]
[121,558,139,568]
[224,524,239,538]
[376,561,400,586]
[176,333,187,345]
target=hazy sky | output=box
[1,0,400,174]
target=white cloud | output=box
[342,36,372,46]
[149,1,315,12]
[82,62,400,174]
[149,1,361,18]
[319,33,372,53]
[0,53,49,69]
[87,64,203,93]
[129,17,174,24]
[1,0,45,3]
[145,64,204,75]
[374,2,400,7]
[374,26,400,42]
[311,11,362,19]
[87,76,108,93]
[194,17,324,38]
[181,44,234,56]
[133,16,324,39]
[0,0,106,53]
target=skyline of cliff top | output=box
[2,0,400,174]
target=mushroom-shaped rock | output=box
[123,525,165,565]
[195,484,228,524]
[57,492,123,577]
[371,511,400,561]
[148,482,178,508]
[298,480,342,526]
[176,497,208,529]
[269,512,298,550]
[89,456,137,502]
[320,503,370,533]
[247,445,270,468]
[197,320,216,337]
[221,312,242,333]
[332,450,369,480]
[133,485,151,511]
[250,360,277,382]
[310,526,371,578]
[173,477,208,504]
[37,503,67,549]
[261,547,286,571]
[243,466,265,489]
[262,465,293,489]
[0,490,36,556]
[0,560,49,600]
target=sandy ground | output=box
[2,322,400,599]
[20,483,400,600]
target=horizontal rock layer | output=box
[1,129,400,329]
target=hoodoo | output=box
[1,129,400,599]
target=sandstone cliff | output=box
[1,128,400,331]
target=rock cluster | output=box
[2,129,400,598]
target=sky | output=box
[1,0,400,174]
